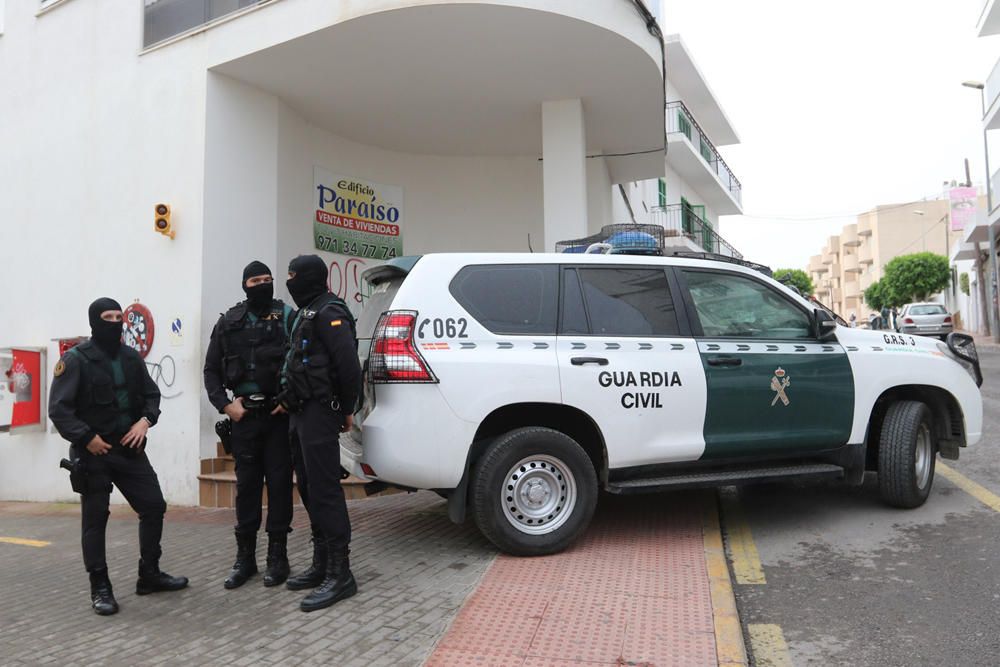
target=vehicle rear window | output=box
[909,305,947,315]
[357,277,404,342]
[569,267,680,336]
[450,265,558,335]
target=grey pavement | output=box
[0,491,495,667]
[728,347,1000,666]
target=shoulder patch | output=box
[330,320,342,327]
[54,360,66,377]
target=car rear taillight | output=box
[944,316,952,323]
[369,310,437,384]
[904,317,914,324]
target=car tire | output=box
[471,427,597,556]
[878,400,936,509]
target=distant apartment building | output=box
[807,199,965,321]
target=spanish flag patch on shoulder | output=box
[330,320,342,327]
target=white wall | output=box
[0,0,207,504]
[0,0,667,502]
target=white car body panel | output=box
[345,253,983,491]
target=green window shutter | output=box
[677,110,692,140]
[657,179,666,207]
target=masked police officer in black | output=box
[49,298,188,616]
[278,254,362,612]
[204,261,295,589]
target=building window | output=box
[657,179,667,207]
[143,0,270,48]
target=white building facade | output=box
[0,0,741,505]
[951,0,1000,335]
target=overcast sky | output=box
[663,0,999,270]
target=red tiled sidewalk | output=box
[425,493,719,666]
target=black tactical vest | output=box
[284,294,357,405]
[70,341,146,437]
[220,299,290,396]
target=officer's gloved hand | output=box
[277,389,302,414]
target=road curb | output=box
[703,492,749,667]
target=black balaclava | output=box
[88,297,123,357]
[286,255,328,308]
[242,260,274,313]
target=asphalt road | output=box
[728,346,1000,667]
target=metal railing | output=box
[666,101,742,205]
[143,0,270,48]
[649,204,743,259]
[992,168,1000,213]
[986,55,1000,118]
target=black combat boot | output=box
[135,559,189,595]
[89,568,119,616]
[286,528,325,591]
[299,542,357,612]
[262,532,290,587]
[224,532,257,589]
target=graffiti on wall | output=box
[328,257,380,316]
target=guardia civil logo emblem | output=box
[770,367,790,407]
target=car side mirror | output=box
[813,308,838,341]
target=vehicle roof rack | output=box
[664,250,773,277]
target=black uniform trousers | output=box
[231,410,293,536]
[290,400,351,550]
[80,445,167,573]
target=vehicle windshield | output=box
[909,305,946,316]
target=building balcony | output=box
[828,262,841,276]
[822,253,835,265]
[841,224,860,247]
[844,281,861,298]
[979,0,1000,37]
[986,55,1000,130]
[843,252,861,273]
[649,205,743,258]
[859,243,873,265]
[858,218,872,237]
[665,101,743,215]
[808,255,828,274]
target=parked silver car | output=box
[895,302,953,339]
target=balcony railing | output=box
[143,0,270,48]
[649,205,743,259]
[992,168,1000,213]
[666,101,742,205]
[987,55,1000,117]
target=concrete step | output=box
[197,468,396,508]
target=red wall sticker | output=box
[123,303,155,359]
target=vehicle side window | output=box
[449,265,558,335]
[560,269,589,334]
[574,267,679,336]
[682,270,812,339]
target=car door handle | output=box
[706,355,742,367]
[571,357,609,366]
